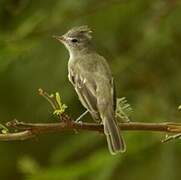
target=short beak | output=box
[52,35,65,42]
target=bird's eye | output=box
[71,39,78,43]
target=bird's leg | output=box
[75,110,89,123]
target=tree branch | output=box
[0,118,181,141]
[1,89,181,143]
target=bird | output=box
[53,25,126,155]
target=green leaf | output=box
[116,97,132,121]
[55,92,62,108]
[0,124,9,134]
[53,92,68,115]
[178,105,181,110]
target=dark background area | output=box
[0,0,181,179]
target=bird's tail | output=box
[103,114,126,155]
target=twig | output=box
[0,130,34,141]
[161,133,181,143]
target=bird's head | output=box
[53,25,93,55]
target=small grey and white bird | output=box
[54,25,126,155]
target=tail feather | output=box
[104,116,126,155]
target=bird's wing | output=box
[69,68,100,120]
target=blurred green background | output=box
[0,0,181,179]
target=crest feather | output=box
[67,25,92,39]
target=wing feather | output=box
[69,70,100,120]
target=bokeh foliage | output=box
[0,0,181,179]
